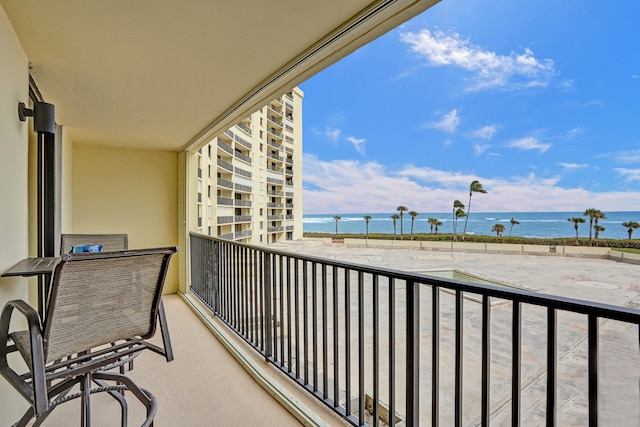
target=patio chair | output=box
[60,233,129,254]
[0,246,178,426]
[59,234,174,365]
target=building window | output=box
[287,232,293,240]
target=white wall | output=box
[0,4,32,421]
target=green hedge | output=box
[303,232,640,249]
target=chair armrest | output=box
[0,300,49,414]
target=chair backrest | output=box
[59,233,128,255]
[43,247,177,363]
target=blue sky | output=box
[299,0,640,214]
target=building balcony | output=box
[234,229,252,239]
[267,115,283,127]
[267,189,284,196]
[234,183,252,193]
[216,177,233,189]
[267,214,284,220]
[267,164,283,173]
[217,197,234,206]
[266,177,283,186]
[267,152,284,162]
[234,215,252,223]
[217,138,234,155]
[236,121,252,136]
[266,226,284,233]
[267,138,283,150]
[40,295,312,426]
[267,202,283,208]
[234,151,252,164]
[234,199,252,207]
[187,234,640,427]
[216,158,233,172]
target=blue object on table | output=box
[70,244,103,253]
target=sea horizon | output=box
[303,211,640,240]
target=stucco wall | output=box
[71,144,180,293]
[0,5,31,420]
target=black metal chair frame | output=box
[0,247,178,427]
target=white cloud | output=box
[604,149,640,164]
[470,125,497,140]
[346,136,366,155]
[429,109,460,133]
[474,144,490,155]
[302,155,640,214]
[615,168,640,182]
[508,136,551,153]
[558,162,588,171]
[563,127,583,140]
[325,127,341,142]
[400,29,556,91]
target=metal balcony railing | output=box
[189,233,640,427]
[217,139,233,155]
[217,177,233,189]
[217,158,233,172]
[236,121,252,136]
[234,199,251,207]
[267,152,283,162]
[217,197,233,206]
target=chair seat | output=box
[9,330,31,368]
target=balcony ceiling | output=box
[2,0,438,151]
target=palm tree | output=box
[583,208,598,243]
[408,211,419,240]
[462,180,487,240]
[428,217,438,234]
[593,210,606,239]
[333,215,341,235]
[492,223,506,236]
[594,225,605,239]
[509,218,519,236]
[363,215,372,240]
[622,221,640,239]
[452,200,465,241]
[434,220,443,235]
[391,214,400,239]
[396,206,408,239]
[568,217,586,244]
[454,208,466,241]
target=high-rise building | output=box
[194,88,303,244]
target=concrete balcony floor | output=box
[34,294,344,427]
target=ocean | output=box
[303,212,640,240]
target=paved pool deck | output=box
[267,238,640,426]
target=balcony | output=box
[216,158,233,172]
[236,121,252,136]
[266,226,284,233]
[235,229,252,239]
[217,215,234,224]
[267,189,284,196]
[234,199,252,207]
[267,177,283,186]
[267,202,284,208]
[216,177,233,189]
[217,138,234,155]
[41,295,306,426]
[234,183,252,193]
[217,196,234,206]
[189,234,640,427]
[267,214,284,220]
[234,151,252,164]
[267,152,284,162]
[234,215,252,223]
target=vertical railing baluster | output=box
[312,262,318,392]
[213,240,220,313]
[279,255,285,365]
[455,290,463,427]
[547,306,557,427]
[273,253,279,362]
[373,274,380,427]
[512,300,521,427]
[322,264,328,398]
[287,257,292,372]
[432,285,439,427]
[258,251,264,352]
[264,252,273,360]
[345,269,352,418]
[333,266,340,407]
[294,259,300,379]
[481,295,491,426]
[242,247,248,337]
[406,280,419,427]
[358,271,365,424]
[303,260,309,384]
[588,315,598,427]
[389,277,395,426]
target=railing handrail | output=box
[188,232,639,322]
[188,232,640,427]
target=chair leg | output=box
[80,374,91,427]
[158,298,174,362]
[93,377,129,426]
